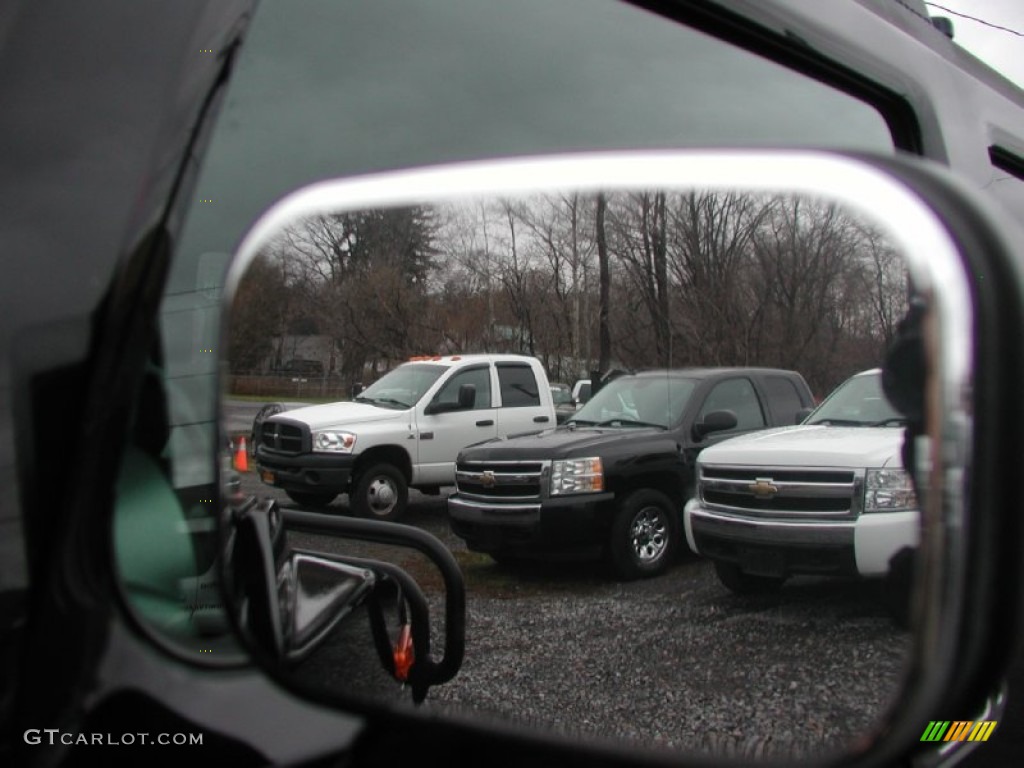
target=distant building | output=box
[263,335,340,376]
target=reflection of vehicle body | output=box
[684,369,917,594]
[449,368,813,578]
[255,354,556,520]
[550,383,576,424]
[571,379,592,407]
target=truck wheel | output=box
[608,489,679,580]
[352,463,408,522]
[882,547,915,629]
[713,561,785,595]
[285,490,337,508]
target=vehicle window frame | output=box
[495,363,541,408]
[989,145,1024,180]
[429,364,492,411]
[762,374,809,425]
[695,376,767,431]
[643,0,923,154]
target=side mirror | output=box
[794,406,813,424]
[222,496,465,704]
[208,151,1022,763]
[457,383,476,409]
[693,409,738,440]
[425,383,476,415]
[351,382,365,399]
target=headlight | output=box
[550,457,604,495]
[864,468,917,512]
[312,430,357,453]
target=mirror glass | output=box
[214,153,966,761]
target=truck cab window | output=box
[698,378,766,430]
[497,364,541,408]
[763,374,811,424]
[432,366,492,410]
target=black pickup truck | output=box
[448,368,814,579]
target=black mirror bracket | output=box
[281,510,466,694]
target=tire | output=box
[882,547,915,629]
[351,463,409,522]
[608,489,679,580]
[285,490,337,508]
[713,561,785,595]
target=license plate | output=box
[738,548,785,578]
[260,469,276,485]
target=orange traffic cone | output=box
[234,436,249,473]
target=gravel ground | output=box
[414,564,908,760]
[242,474,909,761]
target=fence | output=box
[228,374,354,401]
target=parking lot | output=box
[237,468,909,761]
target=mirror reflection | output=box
[222,181,923,759]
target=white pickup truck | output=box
[684,368,919,595]
[253,354,556,520]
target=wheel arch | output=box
[353,445,413,482]
[610,471,687,511]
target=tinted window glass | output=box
[433,366,492,410]
[763,375,807,424]
[174,0,894,282]
[163,0,896,491]
[698,378,766,430]
[987,145,1024,221]
[497,364,540,407]
[162,0,896,481]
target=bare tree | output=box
[596,192,611,375]
[272,207,439,386]
[606,191,671,366]
[666,191,775,366]
[230,190,911,397]
[229,252,295,373]
[749,198,876,392]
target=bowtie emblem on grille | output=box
[748,478,778,498]
[480,471,497,488]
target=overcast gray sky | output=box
[925,0,1024,87]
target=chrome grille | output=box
[258,420,306,453]
[455,461,548,502]
[698,464,862,519]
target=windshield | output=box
[356,364,446,409]
[806,371,904,426]
[568,376,697,429]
